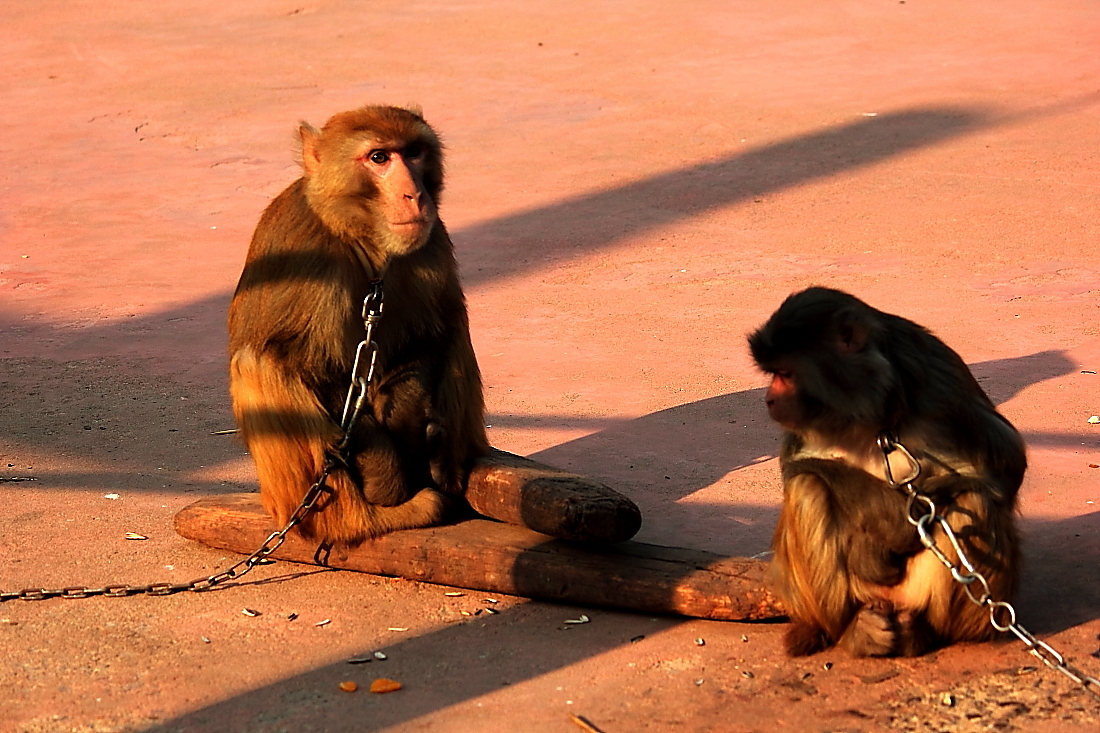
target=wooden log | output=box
[464,448,642,543]
[174,493,786,621]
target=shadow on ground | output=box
[0,104,991,364]
[457,107,989,286]
[136,507,1098,733]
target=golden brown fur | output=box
[750,287,1023,656]
[228,105,488,546]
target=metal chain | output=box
[1,281,385,604]
[878,435,1100,703]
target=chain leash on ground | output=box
[879,435,1100,703]
[0,282,385,604]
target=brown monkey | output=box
[228,105,489,546]
[749,287,1024,656]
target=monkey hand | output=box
[838,599,898,657]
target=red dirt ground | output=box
[2,1,1099,731]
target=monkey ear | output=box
[835,310,871,353]
[298,122,322,177]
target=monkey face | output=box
[356,140,438,258]
[298,106,444,268]
[763,365,802,430]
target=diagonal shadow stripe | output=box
[456,107,987,285]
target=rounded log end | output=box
[517,477,642,543]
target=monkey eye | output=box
[367,149,390,165]
[404,142,423,160]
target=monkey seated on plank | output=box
[749,287,1024,657]
[228,105,489,546]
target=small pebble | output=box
[241,608,260,617]
[315,619,331,627]
[694,638,705,646]
[941,693,955,707]
[339,681,358,693]
[373,651,387,660]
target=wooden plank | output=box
[174,493,786,621]
[464,448,642,543]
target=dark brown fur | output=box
[749,287,1023,656]
[228,105,488,545]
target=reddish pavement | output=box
[1,1,1099,731]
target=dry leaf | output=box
[370,678,402,693]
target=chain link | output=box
[878,435,1100,703]
[1,282,385,604]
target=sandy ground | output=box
[1,1,1099,731]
